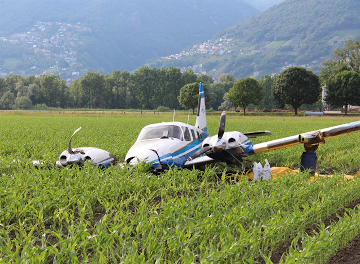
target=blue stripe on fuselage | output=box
[151,131,209,168]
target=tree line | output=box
[0,67,253,111]
[1,40,359,114]
[0,68,213,110]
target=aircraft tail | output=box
[195,82,207,132]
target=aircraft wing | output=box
[244,130,271,138]
[252,120,360,154]
[184,155,217,168]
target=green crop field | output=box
[2,112,360,262]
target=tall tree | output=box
[159,67,183,109]
[15,96,32,109]
[198,74,214,85]
[109,70,130,109]
[320,39,360,83]
[4,74,22,94]
[208,74,235,110]
[208,83,225,110]
[132,67,159,109]
[258,75,275,110]
[39,75,63,107]
[219,74,235,91]
[325,71,360,115]
[77,72,108,108]
[273,67,320,115]
[0,78,6,98]
[0,91,15,109]
[182,69,198,84]
[178,82,201,113]
[228,77,263,115]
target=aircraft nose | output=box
[127,149,159,166]
[67,153,82,164]
[211,138,226,153]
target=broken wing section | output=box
[252,120,360,154]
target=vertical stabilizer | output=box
[195,82,207,131]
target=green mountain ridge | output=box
[243,0,284,11]
[149,0,360,80]
[0,0,259,80]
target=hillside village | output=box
[157,36,325,78]
[0,22,91,82]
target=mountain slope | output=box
[0,0,259,79]
[150,0,360,79]
[243,0,285,11]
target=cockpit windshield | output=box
[137,125,183,141]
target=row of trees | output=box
[0,67,324,114]
[0,67,253,111]
[320,39,360,114]
[0,68,216,110]
[1,40,359,114]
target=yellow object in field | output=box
[247,167,298,180]
[246,167,359,181]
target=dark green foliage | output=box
[273,67,321,115]
[320,39,360,83]
[15,96,32,109]
[258,75,276,110]
[0,91,15,109]
[178,83,200,113]
[320,40,360,113]
[0,68,215,110]
[228,77,263,115]
[326,71,360,114]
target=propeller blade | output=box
[222,149,243,168]
[68,127,82,154]
[189,146,212,160]
[218,111,226,139]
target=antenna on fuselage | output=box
[187,111,190,124]
[173,109,176,122]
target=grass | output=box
[1,112,360,262]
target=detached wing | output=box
[252,120,360,154]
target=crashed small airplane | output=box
[51,83,360,174]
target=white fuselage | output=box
[125,122,208,168]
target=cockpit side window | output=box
[191,129,196,140]
[184,127,191,141]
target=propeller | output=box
[59,127,83,166]
[222,149,243,168]
[218,111,226,139]
[68,127,82,154]
[190,111,243,168]
[189,146,212,160]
